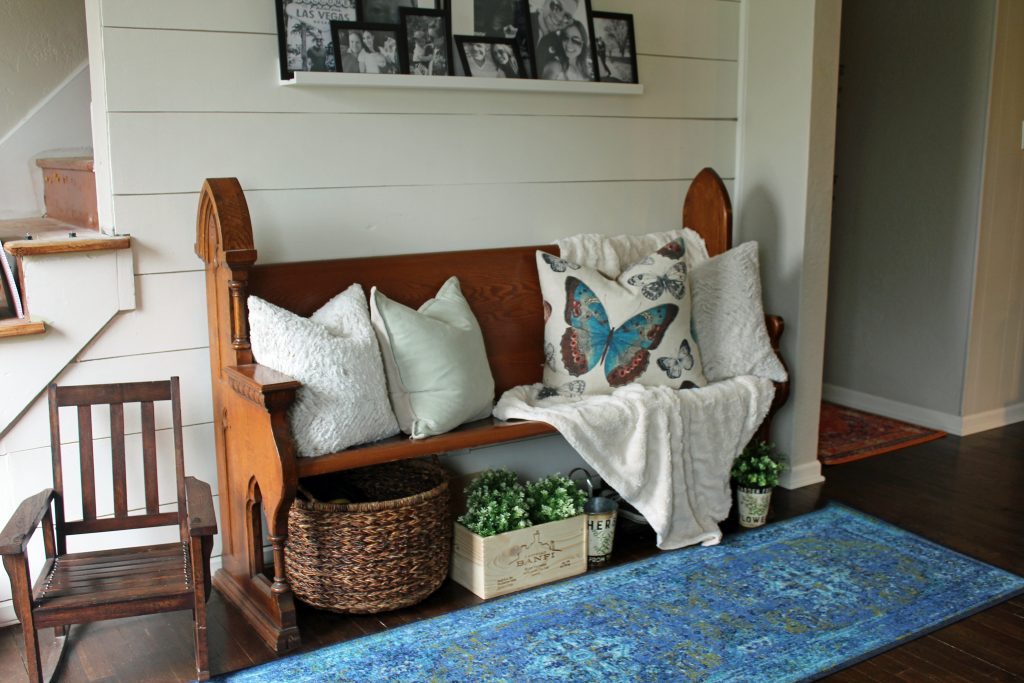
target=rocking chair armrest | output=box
[0,489,55,555]
[185,477,217,538]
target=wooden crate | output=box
[450,515,586,599]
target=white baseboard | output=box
[961,402,1024,436]
[822,384,1024,437]
[779,459,825,490]
[821,384,964,435]
[0,555,224,629]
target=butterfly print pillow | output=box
[536,238,707,395]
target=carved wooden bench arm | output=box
[223,364,301,412]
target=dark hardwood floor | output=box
[4,421,1023,682]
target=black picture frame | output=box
[358,0,440,24]
[398,8,453,76]
[331,21,402,74]
[590,11,638,84]
[275,0,358,79]
[470,0,534,78]
[528,0,597,82]
[455,36,526,79]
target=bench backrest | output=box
[195,168,731,401]
[247,245,557,396]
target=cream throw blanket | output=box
[492,231,775,550]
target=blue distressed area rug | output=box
[214,504,1024,682]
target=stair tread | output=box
[0,318,46,338]
[0,217,99,241]
[35,156,94,172]
[0,218,128,257]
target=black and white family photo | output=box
[456,36,525,78]
[278,0,357,76]
[592,12,637,83]
[528,0,596,81]
[473,0,533,76]
[332,22,401,73]
[401,9,452,76]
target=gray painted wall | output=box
[824,0,995,415]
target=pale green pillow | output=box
[369,276,495,439]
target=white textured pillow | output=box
[247,284,399,457]
[689,241,788,383]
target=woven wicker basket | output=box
[285,458,451,614]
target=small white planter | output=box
[737,486,773,528]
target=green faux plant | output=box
[526,473,588,525]
[731,440,786,490]
[458,469,586,537]
[458,469,532,538]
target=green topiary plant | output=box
[458,469,587,537]
[731,440,786,490]
[458,469,532,537]
[526,473,587,524]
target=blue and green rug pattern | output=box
[216,504,1024,682]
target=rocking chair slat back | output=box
[49,380,188,541]
[141,401,160,514]
[110,402,128,519]
[76,404,96,520]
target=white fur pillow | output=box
[689,241,788,383]
[247,284,399,457]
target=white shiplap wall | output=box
[0,0,741,623]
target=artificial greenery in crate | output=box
[526,473,588,524]
[458,469,586,537]
[458,469,532,538]
[453,469,588,599]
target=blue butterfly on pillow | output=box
[560,277,678,387]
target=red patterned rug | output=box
[818,402,946,466]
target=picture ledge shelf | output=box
[281,70,644,95]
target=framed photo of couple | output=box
[590,11,638,84]
[455,36,526,79]
[526,0,596,82]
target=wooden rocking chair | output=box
[0,378,217,681]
